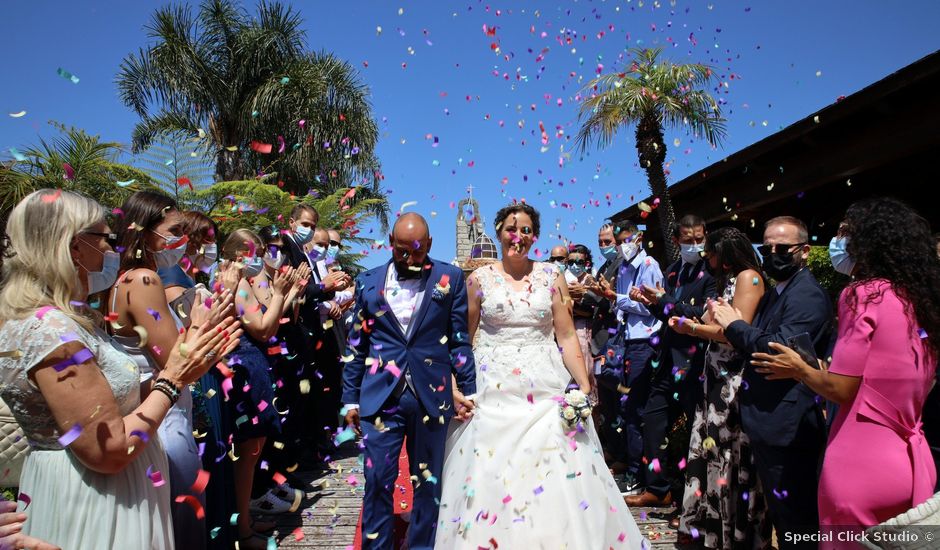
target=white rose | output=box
[580,408,592,419]
[567,390,587,407]
[563,407,577,420]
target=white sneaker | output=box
[249,489,293,514]
[271,482,303,512]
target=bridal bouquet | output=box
[559,388,592,431]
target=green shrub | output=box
[806,245,850,305]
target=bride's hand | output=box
[453,389,475,422]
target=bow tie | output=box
[397,265,425,281]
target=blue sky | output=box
[2,1,938,269]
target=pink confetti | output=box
[386,364,402,378]
[35,305,56,319]
[175,495,205,519]
[502,494,512,504]
[17,492,30,510]
[191,469,210,494]
[146,464,166,487]
[678,457,687,470]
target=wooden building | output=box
[611,49,940,263]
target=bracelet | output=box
[690,323,697,333]
[153,378,181,405]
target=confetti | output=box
[175,495,206,519]
[57,423,83,447]
[9,111,26,118]
[57,67,80,84]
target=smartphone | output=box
[786,332,819,369]
[168,284,210,329]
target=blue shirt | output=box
[157,264,195,289]
[613,249,663,340]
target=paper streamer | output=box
[57,424,83,447]
[175,495,205,519]
[191,469,210,494]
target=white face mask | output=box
[153,236,186,269]
[310,244,326,260]
[263,250,285,269]
[80,247,120,295]
[680,243,705,265]
[190,243,218,271]
[618,241,639,262]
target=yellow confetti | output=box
[299,379,311,394]
[0,349,23,358]
[133,325,149,347]
[322,319,334,330]
[703,436,716,450]
[8,111,26,118]
[439,335,448,344]
[225,146,238,151]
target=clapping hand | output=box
[628,286,651,305]
[214,260,243,292]
[667,315,699,336]
[322,270,350,292]
[639,283,666,305]
[707,297,744,329]
[271,265,294,296]
[567,282,586,301]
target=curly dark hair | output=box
[494,202,540,238]
[705,227,765,292]
[842,197,940,358]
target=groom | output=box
[342,213,476,549]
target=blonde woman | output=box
[0,190,241,549]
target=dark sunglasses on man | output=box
[548,255,567,263]
[756,242,807,256]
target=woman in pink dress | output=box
[751,197,940,539]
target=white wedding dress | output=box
[435,262,646,549]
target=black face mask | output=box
[761,250,801,281]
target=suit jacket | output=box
[724,267,832,446]
[282,234,335,329]
[590,257,622,354]
[341,258,477,419]
[647,259,717,381]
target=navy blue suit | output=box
[341,258,476,549]
[724,267,831,547]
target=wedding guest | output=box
[710,216,830,548]
[110,191,211,549]
[565,244,601,381]
[311,228,344,439]
[220,229,306,547]
[159,211,217,303]
[751,198,940,536]
[626,214,716,511]
[549,245,569,273]
[668,227,770,548]
[0,189,239,550]
[595,221,662,492]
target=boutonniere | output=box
[432,274,451,301]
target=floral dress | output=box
[679,277,771,549]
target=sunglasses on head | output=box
[756,243,807,256]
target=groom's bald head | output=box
[390,213,432,272]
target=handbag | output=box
[860,491,940,549]
[0,396,29,488]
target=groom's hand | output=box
[344,408,362,436]
[453,390,475,422]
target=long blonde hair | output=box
[0,189,105,331]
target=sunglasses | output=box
[82,231,119,248]
[549,256,567,262]
[566,259,589,266]
[329,240,342,248]
[756,243,807,256]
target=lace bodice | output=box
[473,262,560,349]
[0,309,140,450]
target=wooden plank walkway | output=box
[265,443,681,549]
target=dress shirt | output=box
[613,249,663,340]
[385,263,424,334]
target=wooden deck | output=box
[266,443,681,549]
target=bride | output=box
[435,203,646,549]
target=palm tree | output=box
[1,122,156,213]
[115,0,386,223]
[576,48,726,260]
[136,130,215,203]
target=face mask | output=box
[600,246,618,261]
[153,235,187,269]
[326,245,340,263]
[264,250,285,269]
[190,243,218,271]
[243,256,264,278]
[761,249,801,281]
[310,245,326,260]
[553,260,567,273]
[82,249,120,295]
[618,241,639,262]
[829,237,855,276]
[567,264,586,277]
[294,225,314,245]
[680,243,705,265]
